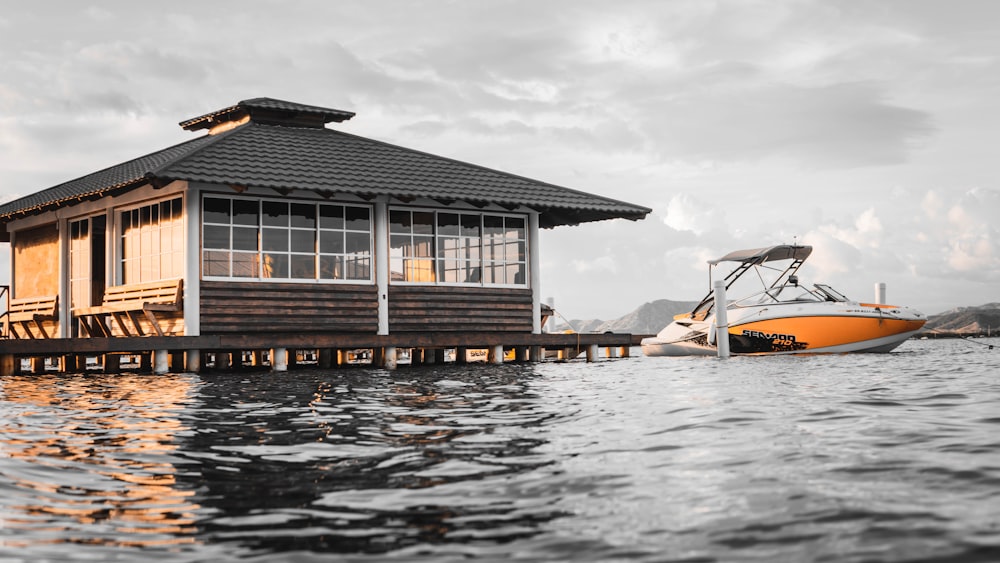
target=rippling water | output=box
[2,338,999,562]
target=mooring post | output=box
[586,344,598,362]
[713,279,730,359]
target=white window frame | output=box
[389,206,529,287]
[200,194,374,284]
[116,196,185,285]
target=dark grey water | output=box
[2,338,999,562]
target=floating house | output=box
[0,97,649,372]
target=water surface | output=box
[2,338,999,561]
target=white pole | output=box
[875,282,886,305]
[713,280,730,358]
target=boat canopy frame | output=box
[688,245,813,319]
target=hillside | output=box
[551,299,699,335]
[923,303,1000,336]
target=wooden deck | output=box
[0,331,646,375]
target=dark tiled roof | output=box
[180,98,355,131]
[0,121,650,229]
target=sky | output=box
[1,0,997,320]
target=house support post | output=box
[271,348,287,372]
[605,346,618,359]
[586,344,598,363]
[153,350,169,375]
[31,356,46,374]
[456,347,468,364]
[620,345,630,358]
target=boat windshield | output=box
[732,284,823,306]
[813,284,850,302]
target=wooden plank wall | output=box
[389,286,533,332]
[200,281,378,334]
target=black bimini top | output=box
[709,245,813,266]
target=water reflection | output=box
[180,365,565,554]
[0,373,202,549]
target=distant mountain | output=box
[923,303,1000,336]
[551,299,699,335]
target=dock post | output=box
[489,345,503,365]
[456,347,468,364]
[586,344,598,362]
[0,354,16,376]
[319,348,333,369]
[62,355,79,373]
[605,346,618,359]
[153,350,169,375]
[529,346,542,362]
[423,348,435,365]
[216,351,232,371]
[31,356,46,374]
[620,345,630,358]
[271,348,288,372]
[433,349,446,364]
[185,350,201,373]
[384,346,398,370]
[104,354,121,374]
[336,349,346,367]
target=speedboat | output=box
[641,245,927,356]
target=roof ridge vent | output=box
[179,97,355,134]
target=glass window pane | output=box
[321,205,345,230]
[437,213,459,236]
[232,227,258,251]
[345,232,370,255]
[204,225,229,249]
[483,215,503,236]
[262,253,288,278]
[389,209,410,233]
[290,255,316,279]
[232,252,259,278]
[413,236,434,258]
[290,230,314,253]
[291,203,316,229]
[320,255,343,280]
[321,231,345,254]
[461,214,480,237]
[262,201,289,227]
[262,228,288,252]
[508,263,526,285]
[506,217,525,238]
[233,199,259,226]
[412,211,434,235]
[204,250,230,277]
[345,206,370,231]
[204,198,230,224]
[346,257,371,280]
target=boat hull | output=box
[642,312,926,357]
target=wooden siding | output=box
[389,286,533,332]
[13,223,59,299]
[200,281,378,334]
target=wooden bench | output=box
[6,295,59,339]
[75,279,183,337]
